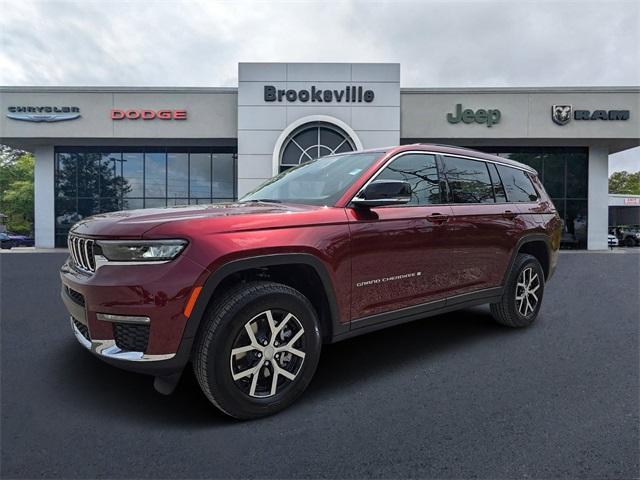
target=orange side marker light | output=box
[183,286,203,318]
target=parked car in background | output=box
[0,232,35,249]
[612,226,640,247]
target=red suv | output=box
[60,144,561,419]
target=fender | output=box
[180,253,343,356]
[502,233,553,285]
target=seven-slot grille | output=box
[68,235,96,273]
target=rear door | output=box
[347,152,454,320]
[440,155,522,297]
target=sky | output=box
[0,0,638,171]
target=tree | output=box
[609,171,640,195]
[0,149,34,235]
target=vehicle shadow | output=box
[54,306,513,427]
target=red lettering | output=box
[111,109,125,120]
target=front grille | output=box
[65,286,85,307]
[67,235,96,273]
[72,318,90,341]
[113,323,150,352]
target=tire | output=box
[491,253,545,328]
[193,281,322,420]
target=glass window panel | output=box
[100,152,120,198]
[100,197,121,213]
[543,157,565,198]
[168,152,189,199]
[56,152,77,198]
[190,153,211,198]
[122,152,143,198]
[565,153,588,198]
[168,198,189,207]
[78,152,101,198]
[377,154,440,205]
[443,156,494,204]
[77,198,100,221]
[145,198,167,208]
[488,163,507,202]
[496,165,538,202]
[145,152,166,197]
[122,198,144,210]
[212,153,235,199]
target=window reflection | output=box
[54,147,236,247]
[442,156,494,204]
[377,154,441,205]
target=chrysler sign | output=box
[264,85,374,103]
[6,106,81,122]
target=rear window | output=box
[442,156,494,204]
[495,165,538,202]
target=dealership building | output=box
[1,63,638,249]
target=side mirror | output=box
[352,180,412,208]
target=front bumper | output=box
[60,254,210,376]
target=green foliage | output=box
[0,148,34,235]
[609,171,640,195]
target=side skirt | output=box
[330,287,503,343]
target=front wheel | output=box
[491,253,545,328]
[193,281,322,420]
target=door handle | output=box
[426,213,449,223]
[502,210,518,219]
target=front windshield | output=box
[240,152,384,206]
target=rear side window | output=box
[442,156,494,204]
[487,163,507,202]
[496,165,538,202]
[377,153,441,205]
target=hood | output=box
[70,202,319,238]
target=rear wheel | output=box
[491,253,545,328]
[193,281,322,419]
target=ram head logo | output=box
[552,105,572,125]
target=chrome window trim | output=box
[70,317,175,362]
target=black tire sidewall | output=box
[202,286,321,419]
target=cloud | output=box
[0,0,638,87]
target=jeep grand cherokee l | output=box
[60,144,561,419]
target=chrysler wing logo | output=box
[6,106,81,123]
[7,112,81,122]
[552,105,572,125]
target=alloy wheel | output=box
[229,309,306,398]
[515,267,540,316]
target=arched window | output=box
[279,122,355,172]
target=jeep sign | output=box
[447,104,501,127]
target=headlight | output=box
[95,240,187,262]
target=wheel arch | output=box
[504,234,552,284]
[182,254,341,353]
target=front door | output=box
[347,152,454,321]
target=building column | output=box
[33,145,55,248]
[587,145,609,250]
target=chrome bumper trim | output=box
[70,318,175,362]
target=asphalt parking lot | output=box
[1,250,638,479]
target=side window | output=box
[442,156,494,204]
[487,163,507,202]
[377,154,441,205]
[496,165,538,202]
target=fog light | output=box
[96,313,150,325]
